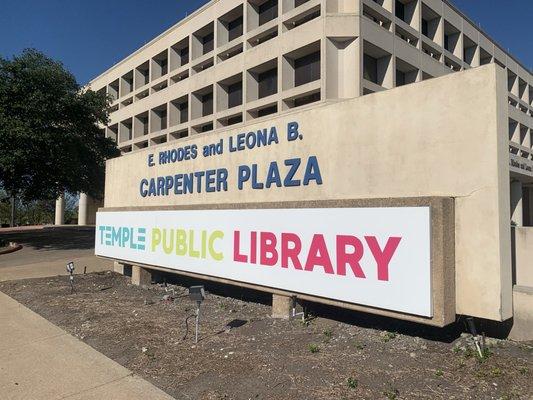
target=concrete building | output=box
[73,0,532,338]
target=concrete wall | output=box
[89,0,532,165]
[102,64,512,322]
[513,227,533,287]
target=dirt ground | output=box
[1,271,531,400]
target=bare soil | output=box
[1,271,531,400]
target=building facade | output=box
[76,0,532,338]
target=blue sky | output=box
[0,0,531,84]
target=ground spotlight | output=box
[66,261,75,293]
[189,285,206,343]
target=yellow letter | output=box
[209,230,224,261]
[189,230,200,258]
[162,229,174,255]
[176,229,187,256]
[201,230,207,259]
[151,228,161,252]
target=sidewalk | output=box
[0,291,175,400]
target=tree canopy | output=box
[0,49,119,202]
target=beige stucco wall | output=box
[103,64,511,321]
[513,227,533,288]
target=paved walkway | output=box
[0,227,111,282]
[0,292,175,400]
[0,227,175,400]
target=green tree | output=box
[0,49,119,224]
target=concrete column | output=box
[78,193,100,225]
[272,294,292,319]
[131,265,152,286]
[54,194,65,225]
[78,193,88,226]
[113,261,125,275]
[511,180,523,226]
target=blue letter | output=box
[287,122,299,141]
[284,158,301,187]
[238,165,251,190]
[140,179,148,197]
[303,156,323,186]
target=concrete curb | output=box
[0,243,22,255]
[43,225,96,232]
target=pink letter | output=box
[260,232,278,266]
[364,236,402,281]
[250,231,257,264]
[305,234,334,274]
[281,233,302,269]
[336,235,365,278]
[233,231,247,263]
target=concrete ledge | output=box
[508,285,533,342]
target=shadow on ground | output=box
[0,227,95,251]
[151,270,508,344]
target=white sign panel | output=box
[95,207,432,316]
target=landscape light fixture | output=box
[66,261,75,293]
[466,317,484,358]
[188,285,206,343]
[291,296,305,321]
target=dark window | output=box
[258,67,277,98]
[180,47,189,65]
[257,104,277,117]
[259,0,278,26]
[421,19,429,37]
[254,30,278,46]
[228,81,243,108]
[396,70,405,86]
[293,92,320,107]
[160,110,167,130]
[363,54,378,83]
[228,16,243,41]
[227,115,243,125]
[202,92,213,116]
[160,58,168,76]
[137,66,149,85]
[444,34,452,52]
[203,32,214,54]
[292,10,320,28]
[295,0,309,7]
[201,123,213,132]
[179,102,188,123]
[140,116,148,135]
[395,0,405,21]
[294,51,320,87]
